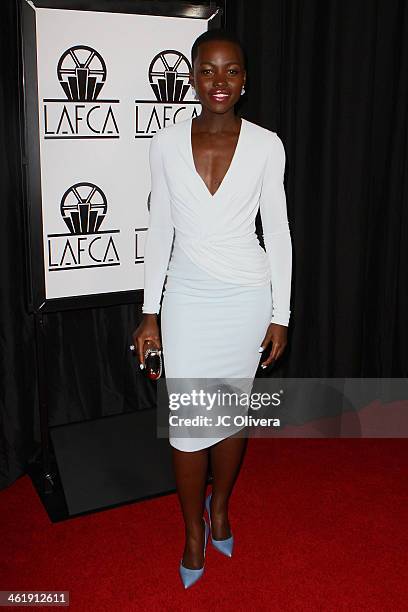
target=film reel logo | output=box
[148,50,192,102]
[60,182,107,235]
[57,45,107,101]
[47,182,120,270]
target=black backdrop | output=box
[1,0,407,490]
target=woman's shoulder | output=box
[244,119,286,167]
[243,117,283,146]
[151,117,189,146]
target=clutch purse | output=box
[144,346,163,380]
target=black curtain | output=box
[230,0,408,376]
[1,0,407,490]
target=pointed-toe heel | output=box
[205,492,234,558]
[179,518,209,589]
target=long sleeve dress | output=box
[142,115,292,452]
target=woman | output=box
[132,28,292,588]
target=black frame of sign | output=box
[18,0,225,313]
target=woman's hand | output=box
[132,313,161,368]
[259,323,288,369]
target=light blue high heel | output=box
[205,492,234,558]
[179,517,209,589]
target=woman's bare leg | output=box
[209,433,248,539]
[172,447,209,569]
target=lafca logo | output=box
[61,181,107,233]
[47,182,120,271]
[135,49,201,137]
[43,45,119,139]
[149,50,191,102]
[57,45,107,101]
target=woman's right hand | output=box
[132,313,161,369]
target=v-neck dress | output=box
[142,116,292,452]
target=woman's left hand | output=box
[259,323,288,369]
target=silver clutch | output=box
[144,346,163,380]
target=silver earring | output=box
[191,86,199,100]
[241,86,246,96]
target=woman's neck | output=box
[192,109,240,134]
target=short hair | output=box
[191,28,246,70]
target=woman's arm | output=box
[259,133,292,327]
[142,132,175,314]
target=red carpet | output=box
[1,439,407,611]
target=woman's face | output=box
[190,39,246,114]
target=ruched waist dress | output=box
[142,116,292,452]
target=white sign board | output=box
[32,6,205,300]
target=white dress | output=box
[142,116,292,452]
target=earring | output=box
[191,86,199,100]
[241,86,246,96]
